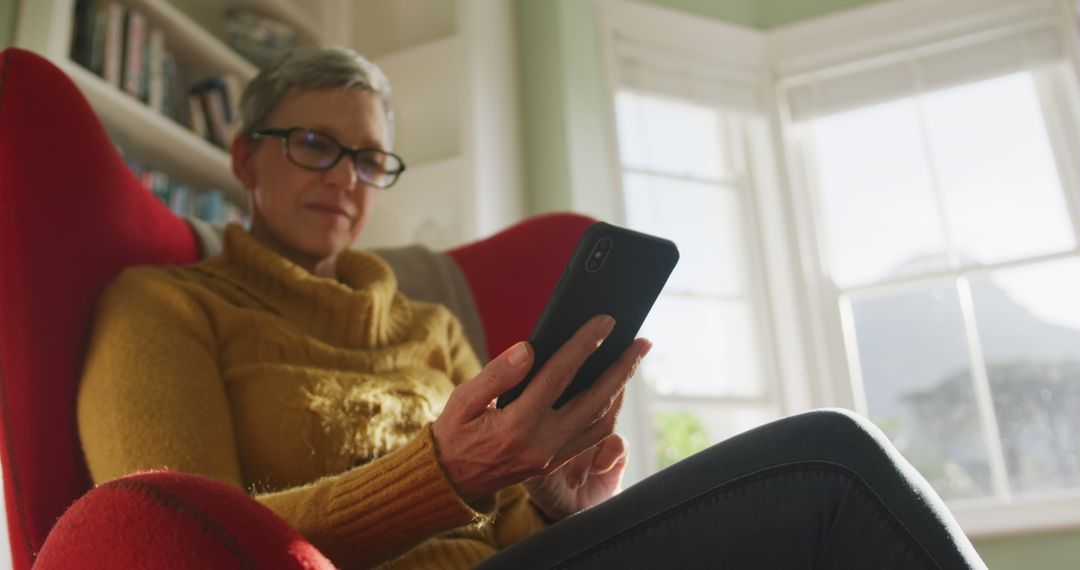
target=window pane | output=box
[652,406,776,469]
[653,410,711,470]
[616,90,727,180]
[849,284,993,499]
[639,296,763,398]
[623,173,749,297]
[922,73,1074,264]
[810,100,949,287]
[970,261,1080,495]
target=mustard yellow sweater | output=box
[77,225,548,569]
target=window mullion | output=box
[646,391,775,407]
[840,248,1080,297]
[730,115,786,409]
[837,294,871,415]
[1030,66,1080,249]
[909,59,958,270]
[621,166,739,187]
[955,276,1013,501]
[799,126,855,408]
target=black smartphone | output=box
[497,222,679,409]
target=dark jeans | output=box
[478,409,985,569]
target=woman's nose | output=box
[323,155,359,191]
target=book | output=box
[87,1,109,76]
[146,28,166,112]
[121,156,242,222]
[187,91,210,141]
[102,1,125,86]
[165,51,192,128]
[194,79,231,148]
[121,9,147,100]
[220,74,244,141]
[69,0,95,68]
[192,190,225,223]
[148,170,170,204]
[161,49,176,120]
[168,183,190,216]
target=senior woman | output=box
[77,46,985,569]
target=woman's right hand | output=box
[431,314,650,503]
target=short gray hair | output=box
[238,46,395,145]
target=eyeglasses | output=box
[251,127,406,189]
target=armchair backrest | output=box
[0,48,201,569]
[0,47,595,569]
[448,213,594,359]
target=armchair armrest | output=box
[34,471,334,570]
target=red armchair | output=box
[0,48,592,569]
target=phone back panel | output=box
[497,222,679,408]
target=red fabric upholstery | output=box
[34,470,334,570]
[0,47,590,569]
[448,212,595,360]
[0,48,200,569]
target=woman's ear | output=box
[231,135,257,190]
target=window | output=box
[611,57,783,474]
[784,24,1080,514]
[602,0,1080,533]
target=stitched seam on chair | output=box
[0,50,40,566]
[552,460,943,570]
[0,50,9,117]
[103,479,257,570]
[0,343,35,564]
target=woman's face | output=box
[233,88,389,267]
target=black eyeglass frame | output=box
[250,127,406,189]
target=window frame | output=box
[616,102,785,475]
[596,0,811,484]
[597,0,1080,537]
[772,0,1080,537]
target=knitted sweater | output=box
[77,225,548,569]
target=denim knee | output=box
[800,408,882,444]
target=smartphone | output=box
[497,222,679,409]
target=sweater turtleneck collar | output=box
[205,224,411,349]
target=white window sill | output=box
[951,493,1080,538]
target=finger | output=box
[562,448,597,489]
[591,434,627,474]
[549,389,626,467]
[518,314,616,412]
[561,338,650,424]
[450,341,534,417]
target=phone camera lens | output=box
[587,238,612,273]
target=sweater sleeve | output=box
[492,484,551,549]
[77,268,491,568]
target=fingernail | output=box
[507,342,529,366]
[595,315,616,337]
[639,339,653,358]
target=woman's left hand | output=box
[524,433,628,521]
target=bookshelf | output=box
[59,60,243,202]
[14,0,331,216]
[15,0,526,249]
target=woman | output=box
[77,46,986,569]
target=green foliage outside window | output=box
[653,411,710,469]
